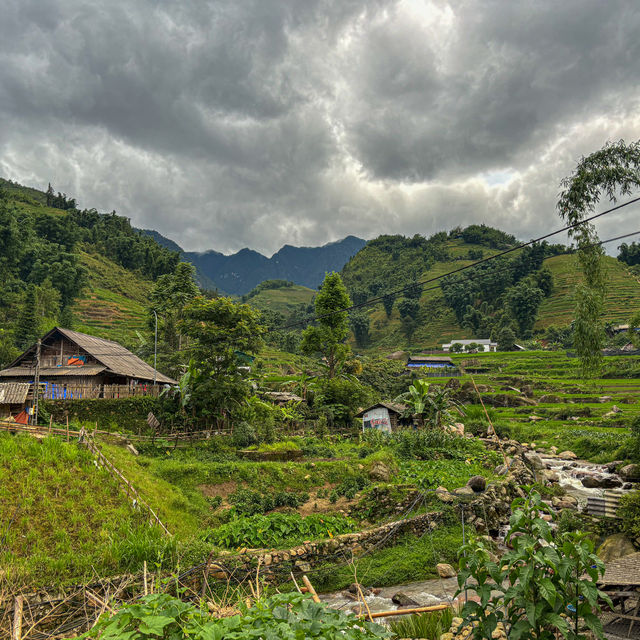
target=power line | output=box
[265,198,640,334]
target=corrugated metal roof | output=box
[0,382,30,404]
[407,355,454,364]
[356,402,406,417]
[3,327,177,384]
[0,365,107,378]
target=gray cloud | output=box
[0,0,639,255]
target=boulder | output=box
[391,592,420,607]
[454,486,475,497]
[620,464,640,482]
[436,563,457,578]
[494,464,508,476]
[369,462,390,482]
[597,533,637,563]
[581,475,604,488]
[601,476,623,489]
[524,452,544,470]
[598,396,613,403]
[467,475,487,492]
[558,451,578,460]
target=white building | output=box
[442,338,497,353]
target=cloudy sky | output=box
[1,0,639,255]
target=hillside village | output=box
[1,171,640,640]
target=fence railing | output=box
[40,383,164,400]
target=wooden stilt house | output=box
[0,327,176,400]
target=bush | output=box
[619,491,640,540]
[232,421,258,448]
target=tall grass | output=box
[389,607,454,639]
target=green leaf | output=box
[539,577,557,606]
[138,614,176,636]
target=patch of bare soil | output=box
[198,481,238,498]
[297,495,354,517]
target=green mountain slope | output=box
[245,283,316,318]
[535,254,640,329]
[72,251,153,347]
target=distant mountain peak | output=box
[137,229,367,294]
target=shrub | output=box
[232,421,258,448]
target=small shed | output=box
[356,402,408,433]
[0,382,31,420]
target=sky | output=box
[1,0,639,256]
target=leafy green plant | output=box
[229,489,309,515]
[456,491,610,639]
[207,512,357,548]
[77,592,389,639]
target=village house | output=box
[0,327,176,400]
[356,402,410,433]
[442,338,497,352]
[0,382,32,422]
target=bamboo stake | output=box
[66,415,70,443]
[143,561,148,595]
[301,575,321,604]
[12,595,23,640]
[360,604,450,619]
[48,415,53,434]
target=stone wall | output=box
[206,511,442,582]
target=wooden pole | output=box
[143,561,148,595]
[301,575,321,604]
[66,415,70,443]
[12,595,23,640]
[48,415,53,435]
[33,339,41,425]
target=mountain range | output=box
[140,230,366,295]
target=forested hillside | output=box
[0,178,179,365]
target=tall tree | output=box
[300,272,351,378]
[558,140,640,376]
[15,286,40,349]
[179,296,262,425]
[397,298,420,341]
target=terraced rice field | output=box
[536,254,640,329]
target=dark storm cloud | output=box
[0,0,639,254]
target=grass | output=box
[0,433,175,588]
[389,607,454,639]
[310,522,463,592]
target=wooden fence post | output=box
[12,595,23,640]
[66,416,70,443]
[48,415,53,435]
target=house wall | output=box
[361,407,393,433]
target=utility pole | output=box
[152,310,158,387]
[33,339,41,425]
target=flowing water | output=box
[320,576,460,614]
